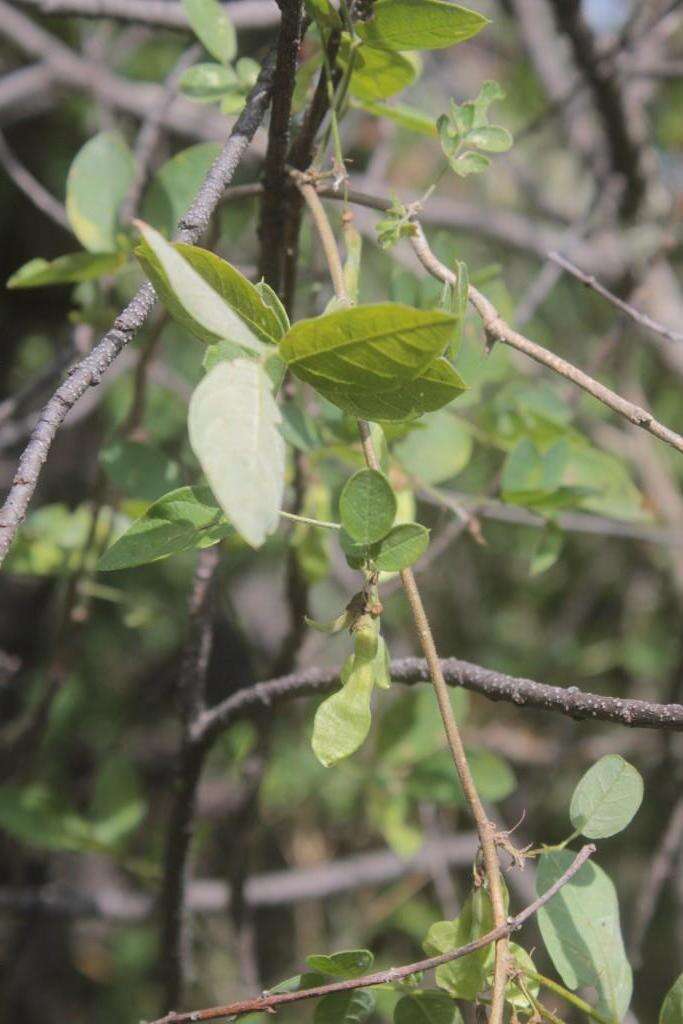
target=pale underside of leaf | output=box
[188,360,285,548]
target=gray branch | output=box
[0,49,277,565]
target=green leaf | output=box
[358,0,488,51]
[346,45,420,102]
[306,950,374,978]
[255,281,290,337]
[142,143,221,236]
[467,125,513,152]
[100,440,182,502]
[179,62,238,101]
[312,657,375,766]
[394,991,458,1024]
[89,756,146,847]
[280,303,457,394]
[395,410,472,484]
[0,784,92,853]
[339,469,396,545]
[188,360,285,548]
[374,523,429,571]
[569,755,644,839]
[182,0,236,63]
[661,974,683,1024]
[529,523,563,576]
[502,439,569,507]
[373,634,392,690]
[500,944,539,1009]
[7,251,124,288]
[353,98,437,136]
[98,486,232,571]
[308,356,466,422]
[449,151,491,177]
[536,849,632,1021]
[304,0,342,29]
[135,221,278,349]
[424,889,494,999]
[314,991,375,1024]
[66,132,135,252]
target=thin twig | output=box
[0,48,277,567]
[14,0,279,30]
[549,250,683,345]
[0,129,70,230]
[408,222,683,458]
[149,844,596,1024]
[296,181,509,1024]
[195,656,683,745]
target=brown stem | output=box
[148,844,596,1024]
[297,181,509,1023]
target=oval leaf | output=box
[135,221,278,350]
[66,132,135,252]
[142,142,221,236]
[179,62,238,101]
[98,486,231,571]
[312,660,374,767]
[188,360,285,548]
[306,950,374,978]
[182,0,236,63]
[280,304,457,393]
[358,0,488,51]
[536,849,632,1021]
[395,410,472,484]
[374,522,429,572]
[314,991,375,1024]
[395,991,458,1024]
[339,469,396,545]
[569,754,644,839]
[7,251,124,289]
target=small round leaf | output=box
[374,522,429,572]
[339,469,396,544]
[569,754,644,839]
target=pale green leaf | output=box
[395,410,472,484]
[255,280,290,336]
[529,523,563,576]
[374,523,429,572]
[66,132,135,252]
[501,945,539,1009]
[314,991,375,1024]
[135,221,277,349]
[424,889,494,999]
[359,0,488,51]
[98,486,232,571]
[280,303,457,393]
[304,0,342,29]
[7,251,124,288]
[660,974,683,1024]
[536,850,632,1021]
[312,659,375,767]
[307,950,374,978]
[179,62,238,101]
[373,635,392,690]
[188,360,285,548]
[394,991,458,1024]
[467,125,513,152]
[339,469,396,545]
[569,755,644,839]
[142,143,221,236]
[346,45,420,102]
[450,151,491,176]
[182,0,236,63]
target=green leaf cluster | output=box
[438,81,513,177]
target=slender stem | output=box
[524,970,612,1024]
[299,182,510,1024]
[279,509,341,530]
[148,845,595,1024]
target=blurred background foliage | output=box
[0,1,682,1022]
